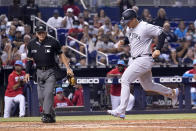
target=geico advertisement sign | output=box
[77,78,100,84]
[160,77,182,83]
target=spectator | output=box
[10,52,21,66]
[169,21,190,64]
[23,24,31,37]
[76,57,87,67]
[10,18,24,36]
[107,60,134,111]
[63,0,80,16]
[112,24,124,41]
[19,35,31,63]
[68,20,83,39]
[93,13,101,29]
[8,25,16,43]
[0,15,8,26]
[0,25,7,50]
[100,17,112,34]
[80,24,91,53]
[54,87,73,108]
[13,27,23,48]
[72,84,84,106]
[174,20,188,40]
[98,9,107,24]
[117,0,136,17]
[19,35,30,54]
[96,34,118,64]
[141,8,153,23]
[47,10,63,29]
[83,9,91,22]
[62,8,78,29]
[8,0,24,21]
[170,49,179,65]
[97,28,104,41]
[183,59,196,108]
[182,48,194,65]
[186,23,196,44]
[106,30,118,44]
[4,60,26,118]
[176,39,190,62]
[1,39,12,65]
[160,22,177,63]
[78,13,85,29]
[153,8,167,27]
[96,34,116,54]
[164,22,178,43]
[23,0,41,26]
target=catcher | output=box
[25,25,74,123]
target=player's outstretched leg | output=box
[139,70,179,106]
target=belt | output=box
[132,54,152,60]
[37,66,53,71]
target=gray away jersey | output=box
[125,21,163,57]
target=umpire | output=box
[25,25,74,123]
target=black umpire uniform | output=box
[25,25,73,123]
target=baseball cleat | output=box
[107,110,125,119]
[172,88,179,107]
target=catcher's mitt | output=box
[67,75,76,86]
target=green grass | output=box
[1,114,196,122]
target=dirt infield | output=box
[1,119,196,131]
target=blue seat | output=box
[108,54,120,65]
[170,21,178,28]
[57,28,69,45]
[57,28,69,34]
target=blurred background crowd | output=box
[0,0,196,67]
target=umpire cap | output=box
[35,25,46,32]
[120,9,137,26]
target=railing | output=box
[96,51,109,66]
[66,36,89,65]
[31,16,58,39]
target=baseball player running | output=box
[107,9,179,119]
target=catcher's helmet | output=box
[120,9,137,26]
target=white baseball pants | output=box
[116,56,173,114]
[110,94,135,111]
[4,94,25,118]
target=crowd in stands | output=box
[0,0,196,67]
[57,6,196,66]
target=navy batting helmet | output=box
[120,9,137,26]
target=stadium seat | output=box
[57,28,69,45]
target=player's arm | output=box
[145,23,167,58]
[8,75,22,90]
[152,31,167,58]
[59,53,74,76]
[12,81,22,90]
[107,70,121,78]
[107,73,122,77]
[53,39,74,76]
